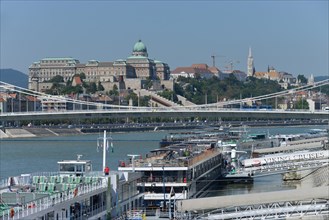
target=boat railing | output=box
[139,176,185,184]
[0,178,108,219]
[0,172,60,190]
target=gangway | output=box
[176,186,329,219]
[193,199,329,219]
[246,159,329,177]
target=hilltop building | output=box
[28,40,172,92]
[254,66,297,89]
[171,63,247,81]
[245,48,299,88]
[171,64,217,79]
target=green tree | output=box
[49,82,65,95]
[109,84,119,96]
[98,81,105,91]
[140,96,150,107]
[294,98,309,109]
[79,72,86,80]
[157,89,177,102]
[297,74,307,84]
[174,75,283,105]
[125,91,138,106]
[144,78,153,89]
[87,82,97,94]
[48,75,64,83]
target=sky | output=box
[0,1,328,77]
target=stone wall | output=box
[124,78,142,90]
[160,80,174,90]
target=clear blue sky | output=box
[1,1,328,77]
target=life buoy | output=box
[10,208,15,218]
[28,203,36,208]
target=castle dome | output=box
[133,40,147,52]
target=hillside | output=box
[0,69,28,88]
[314,75,329,82]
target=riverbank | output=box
[0,120,327,139]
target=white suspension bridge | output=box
[0,80,328,122]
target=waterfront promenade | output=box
[1,120,328,139]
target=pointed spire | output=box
[247,46,254,77]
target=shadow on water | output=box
[205,174,298,197]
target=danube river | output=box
[0,125,327,196]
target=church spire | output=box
[247,47,254,77]
[248,47,252,58]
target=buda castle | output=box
[29,40,172,92]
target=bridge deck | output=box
[177,186,329,212]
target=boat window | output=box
[60,164,75,172]
[76,165,83,172]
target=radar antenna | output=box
[77,154,83,161]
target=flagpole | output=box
[103,130,107,171]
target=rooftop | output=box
[41,57,76,61]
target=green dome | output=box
[133,40,147,52]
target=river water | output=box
[0,125,327,196]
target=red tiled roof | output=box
[296,91,307,95]
[267,71,280,78]
[254,72,267,77]
[191,64,208,69]
[73,76,82,85]
[208,66,220,74]
[9,93,17,99]
[171,67,197,74]
[26,96,38,101]
[172,66,214,74]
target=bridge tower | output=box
[30,75,39,92]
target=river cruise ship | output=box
[0,156,144,220]
[118,139,223,217]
